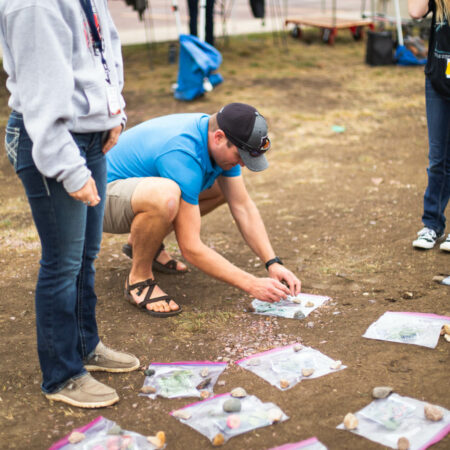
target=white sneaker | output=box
[412,227,443,249]
[440,234,450,252]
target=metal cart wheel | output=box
[291,25,302,39]
[322,28,336,45]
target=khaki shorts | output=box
[103,178,142,234]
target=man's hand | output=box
[102,124,123,153]
[69,176,100,207]
[248,277,291,303]
[268,264,301,296]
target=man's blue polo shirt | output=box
[106,113,241,205]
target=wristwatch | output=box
[265,256,283,270]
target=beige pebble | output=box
[343,413,358,430]
[302,368,314,377]
[293,343,303,352]
[200,390,210,399]
[140,385,156,394]
[330,360,342,370]
[444,334,450,343]
[230,387,247,398]
[372,386,393,399]
[397,437,410,450]
[267,408,283,423]
[443,324,450,334]
[305,301,315,307]
[424,403,444,421]
[147,435,163,449]
[212,433,225,446]
[200,368,209,377]
[156,431,165,445]
[292,298,302,304]
[173,409,191,420]
[68,431,85,444]
[280,379,290,389]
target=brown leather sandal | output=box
[124,277,182,318]
[122,242,187,275]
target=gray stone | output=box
[294,311,306,320]
[372,386,393,399]
[196,377,211,390]
[144,368,155,377]
[223,398,241,413]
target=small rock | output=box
[330,360,342,370]
[372,386,393,399]
[147,435,163,449]
[246,305,255,312]
[68,431,85,444]
[200,390,210,399]
[156,431,165,445]
[444,334,450,343]
[140,385,156,394]
[443,324,450,334]
[294,311,306,319]
[223,398,241,413]
[424,404,444,421]
[226,414,241,429]
[200,368,209,377]
[267,408,283,423]
[144,368,155,377]
[343,413,358,430]
[247,358,261,366]
[307,321,314,328]
[280,379,290,389]
[230,387,247,398]
[212,433,225,446]
[107,424,122,435]
[291,298,302,304]
[302,368,314,377]
[402,291,413,299]
[305,301,314,307]
[173,409,191,420]
[293,343,303,352]
[196,377,211,390]
[397,437,410,450]
[218,380,226,386]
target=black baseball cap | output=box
[216,103,271,172]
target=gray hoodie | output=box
[0,0,127,193]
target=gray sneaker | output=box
[45,373,119,408]
[84,341,140,373]
[412,227,444,250]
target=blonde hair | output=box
[436,0,450,22]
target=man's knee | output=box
[132,178,181,223]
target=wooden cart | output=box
[285,1,374,45]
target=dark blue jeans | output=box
[5,111,105,393]
[423,78,450,235]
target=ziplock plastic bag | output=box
[270,436,328,450]
[363,311,450,348]
[251,293,330,319]
[337,393,450,449]
[236,344,345,390]
[141,361,227,399]
[170,393,288,444]
[49,416,157,450]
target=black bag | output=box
[366,31,394,66]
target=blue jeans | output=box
[422,78,450,235]
[5,111,106,393]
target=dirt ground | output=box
[0,30,449,449]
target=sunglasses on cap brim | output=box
[228,134,271,157]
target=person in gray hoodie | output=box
[0,0,140,408]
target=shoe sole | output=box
[45,392,119,408]
[440,246,450,252]
[412,242,435,249]
[85,361,140,373]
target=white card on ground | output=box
[337,393,450,450]
[362,311,450,348]
[251,293,330,319]
[236,344,345,390]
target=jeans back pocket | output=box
[5,125,20,170]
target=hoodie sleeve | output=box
[5,5,91,193]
